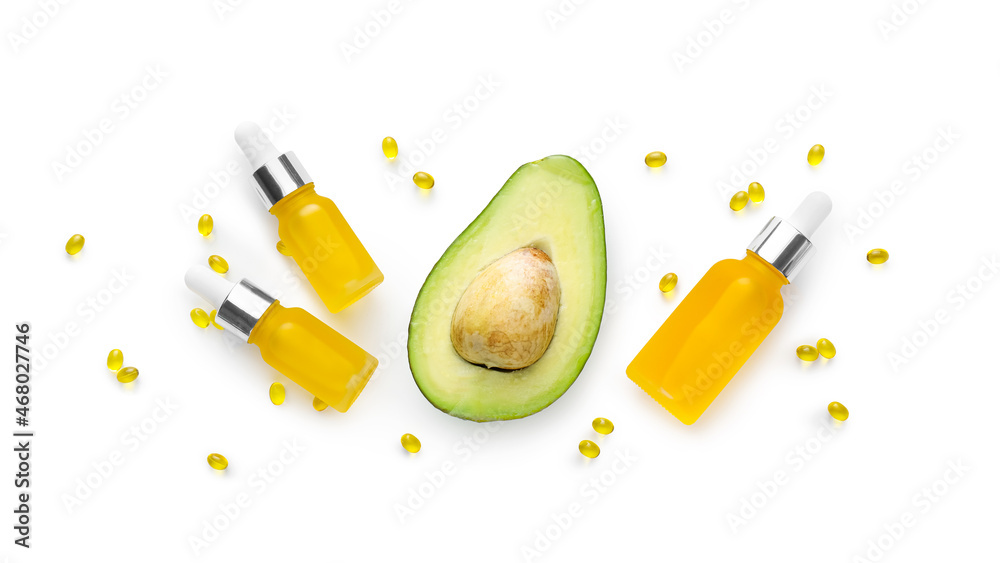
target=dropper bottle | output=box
[185,266,377,412]
[626,192,833,425]
[234,122,384,314]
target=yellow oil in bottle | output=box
[628,252,785,424]
[186,266,379,414]
[626,192,833,425]
[249,302,378,413]
[271,186,384,313]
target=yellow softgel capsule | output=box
[116,366,139,383]
[312,396,327,411]
[828,401,849,421]
[209,310,224,330]
[867,248,889,265]
[401,433,421,453]
[748,182,765,203]
[413,171,435,190]
[658,273,678,293]
[208,255,229,274]
[796,345,819,361]
[198,214,214,236]
[807,144,825,166]
[817,338,836,359]
[65,234,85,255]
[107,349,123,372]
[382,137,398,159]
[269,382,285,405]
[276,241,291,256]
[592,417,614,435]
[190,308,210,328]
[207,453,229,471]
[730,191,749,211]
[644,151,667,168]
[579,440,600,459]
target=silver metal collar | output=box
[217,279,277,342]
[747,217,815,282]
[250,152,312,208]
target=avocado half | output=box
[407,155,607,421]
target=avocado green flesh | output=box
[408,155,607,421]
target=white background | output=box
[1,0,998,561]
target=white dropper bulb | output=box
[185,266,236,310]
[787,191,833,239]
[234,121,281,170]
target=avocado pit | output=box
[450,247,560,370]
